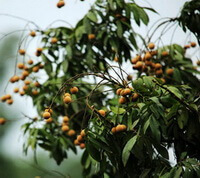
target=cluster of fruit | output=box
[61,116,76,136]
[116,88,139,104]
[1,94,13,105]
[74,129,86,149]
[111,124,127,134]
[63,87,79,104]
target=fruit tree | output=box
[0,0,200,177]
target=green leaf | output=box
[75,26,86,42]
[87,11,98,23]
[116,20,123,38]
[110,106,126,114]
[168,86,183,99]
[177,109,188,129]
[122,135,137,166]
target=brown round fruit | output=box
[74,139,80,145]
[161,51,169,57]
[80,130,86,137]
[51,38,58,44]
[119,97,127,104]
[135,61,143,69]
[64,93,71,97]
[34,81,40,87]
[57,0,65,8]
[98,109,106,117]
[24,80,31,85]
[123,88,131,95]
[166,68,174,76]
[17,63,24,69]
[18,49,26,55]
[45,117,53,123]
[127,75,132,81]
[80,143,85,149]
[30,31,36,37]
[148,43,155,50]
[63,116,69,123]
[88,34,95,40]
[63,96,72,104]
[77,135,83,143]
[32,66,39,73]
[32,90,39,95]
[7,99,13,105]
[5,94,11,100]
[132,93,139,101]
[1,96,7,102]
[22,70,29,77]
[116,88,123,95]
[43,111,51,119]
[155,69,163,76]
[28,59,33,65]
[67,129,76,136]
[23,85,29,91]
[155,63,162,69]
[116,125,124,132]
[14,88,19,93]
[111,127,116,134]
[121,125,127,131]
[45,108,53,114]
[61,125,69,132]
[70,87,79,94]
[0,118,6,125]
[144,52,152,61]
[190,42,196,47]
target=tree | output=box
[0,0,200,177]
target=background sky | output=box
[0,0,198,177]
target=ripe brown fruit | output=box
[32,90,39,95]
[111,127,116,134]
[148,43,155,50]
[145,60,152,66]
[39,63,44,69]
[88,34,95,40]
[28,59,33,65]
[131,55,141,64]
[19,91,25,96]
[166,68,174,76]
[17,63,24,69]
[7,99,13,105]
[37,48,43,53]
[114,56,119,62]
[30,31,36,37]
[184,45,190,49]
[116,125,124,132]
[22,70,29,77]
[14,88,19,93]
[23,85,29,91]
[67,129,76,136]
[63,96,72,104]
[116,88,123,95]
[121,125,127,131]
[98,109,106,117]
[119,97,127,104]
[127,75,132,81]
[51,38,58,44]
[197,60,200,66]
[0,118,6,125]
[123,88,132,95]
[70,87,79,94]
[190,42,196,48]
[57,0,65,8]
[5,94,11,100]
[80,143,85,149]
[63,116,69,123]
[135,61,143,69]
[161,51,169,57]
[1,96,7,102]
[150,50,158,56]
[64,93,71,97]
[18,49,26,55]
[74,139,80,145]
[61,125,69,132]
[45,108,53,114]
[43,111,51,119]
[77,135,83,143]
[144,52,152,61]
[155,69,163,76]
[24,80,31,85]
[132,93,139,101]
[32,66,39,73]
[10,75,19,83]
[155,63,162,69]
[34,81,40,87]
[45,117,53,123]
[80,130,86,137]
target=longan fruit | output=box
[45,108,53,114]
[19,91,25,96]
[5,94,11,100]
[148,43,155,50]
[20,75,26,81]
[63,116,69,122]
[23,85,29,91]
[24,80,31,85]
[184,45,190,49]
[144,52,152,60]
[155,69,163,76]
[145,60,152,66]
[121,125,127,131]
[28,59,33,65]
[61,125,69,132]
[43,111,51,119]
[17,63,24,69]
[111,127,116,134]
[63,96,72,104]
[14,88,19,93]
[57,0,65,8]
[74,139,80,145]
[150,50,158,56]
[51,38,58,44]
[77,135,83,143]
[34,81,40,87]
[166,68,174,76]
[1,96,7,102]
[32,66,39,73]
[80,129,86,137]
[70,87,79,94]
[18,49,26,55]
[160,78,166,83]
[190,42,196,47]
[22,70,29,77]
[37,48,43,53]
[116,125,124,132]
[116,88,123,95]
[161,51,169,57]
[67,129,76,136]
[80,143,85,149]
[135,61,143,69]
[127,75,132,81]
[132,93,139,101]
[30,31,36,37]
[32,90,39,95]
[23,65,29,70]
[39,63,44,69]
[98,110,106,117]
[0,118,6,125]
[123,88,131,95]
[155,63,162,69]
[7,99,13,105]
[64,93,71,97]
[119,97,127,104]
[114,56,119,62]
[88,34,95,40]
[45,117,53,123]
[131,55,141,64]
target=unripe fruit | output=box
[61,125,69,132]
[74,139,80,145]
[14,88,19,93]
[28,59,33,65]
[166,68,174,76]
[32,66,39,73]
[67,129,76,136]
[0,118,6,125]
[161,51,169,57]
[22,70,29,77]
[80,143,85,149]
[144,52,152,61]
[77,135,83,143]
[17,63,24,69]
[98,110,106,117]
[18,49,26,55]
[43,111,51,119]
[132,93,139,101]
[190,42,196,47]
[116,125,124,132]
[155,63,162,69]
[45,117,53,123]
[155,69,163,76]
[19,91,25,96]
[80,130,86,137]
[63,116,69,122]
[30,31,36,37]
[7,99,13,105]
[63,96,72,104]
[70,87,79,94]
[111,127,116,134]
[32,90,39,95]
[57,0,65,8]
[24,80,31,85]
[34,81,40,87]
[148,43,155,49]
[88,34,95,40]
[116,88,123,95]
[123,88,131,95]
[51,38,58,44]
[119,97,127,104]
